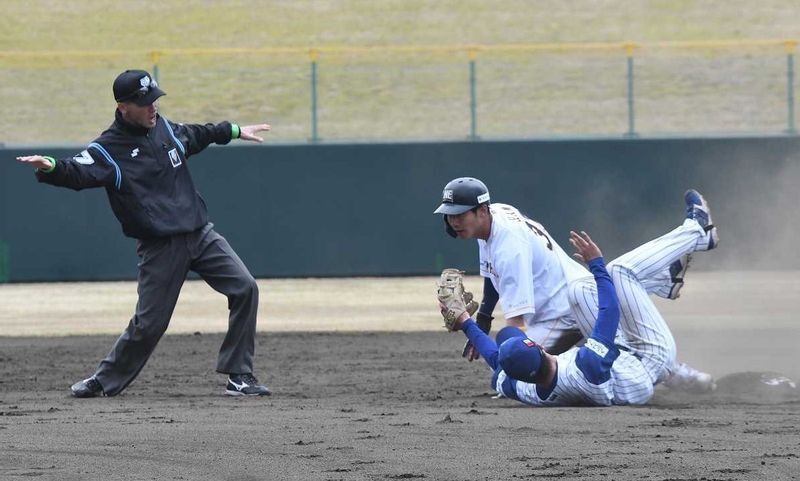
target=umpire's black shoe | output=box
[70,376,104,398]
[225,373,271,396]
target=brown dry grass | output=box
[2,1,800,144]
[2,271,797,339]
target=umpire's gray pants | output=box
[95,223,259,396]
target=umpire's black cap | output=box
[433,177,491,215]
[113,69,166,106]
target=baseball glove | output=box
[462,288,479,318]
[437,269,478,331]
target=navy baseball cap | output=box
[498,335,544,383]
[113,70,166,106]
[433,177,491,215]
[495,325,527,345]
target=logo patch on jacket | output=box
[168,148,181,168]
[131,148,139,158]
[73,150,95,165]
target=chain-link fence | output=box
[1,40,797,145]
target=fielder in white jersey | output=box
[433,177,719,392]
[478,202,589,349]
[440,230,656,406]
[441,222,718,407]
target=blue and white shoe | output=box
[667,253,692,300]
[685,189,719,251]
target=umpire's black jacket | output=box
[37,110,239,239]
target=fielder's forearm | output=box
[478,277,499,317]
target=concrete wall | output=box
[2,136,798,282]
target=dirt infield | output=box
[1,273,799,480]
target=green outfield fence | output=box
[3,136,799,281]
[0,240,8,283]
[1,39,798,144]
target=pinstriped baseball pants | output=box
[568,219,707,384]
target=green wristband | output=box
[231,124,241,139]
[41,156,56,173]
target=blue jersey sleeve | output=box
[491,369,520,401]
[575,257,621,385]
[587,257,620,346]
[576,339,620,385]
[461,319,499,370]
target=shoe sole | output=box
[685,189,719,250]
[685,189,710,210]
[71,390,101,398]
[685,190,711,220]
[707,225,719,250]
[225,389,271,397]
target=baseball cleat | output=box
[70,376,104,398]
[667,254,692,300]
[225,373,272,397]
[684,189,719,250]
[662,363,716,393]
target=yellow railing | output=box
[0,38,797,61]
[1,39,798,143]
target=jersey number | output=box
[524,218,553,251]
[499,205,554,251]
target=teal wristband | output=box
[231,124,241,139]
[41,156,56,173]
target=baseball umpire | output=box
[16,69,271,397]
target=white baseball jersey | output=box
[478,203,590,323]
[493,347,654,406]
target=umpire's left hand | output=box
[239,123,271,142]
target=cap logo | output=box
[442,189,454,202]
[522,339,537,348]
[119,75,159,102]
[137,76,158,95]
[477,193,490,203]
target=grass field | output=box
[2,1,800,144]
